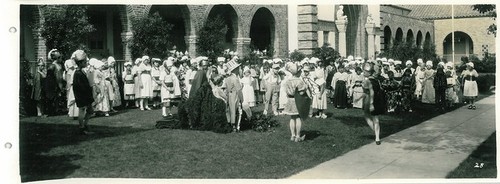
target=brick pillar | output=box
[121,31,133,61]
[365,23,376,60]
[317,31,324,47]
[335,19,347,57]
[233,37,251,58]
[297,5,318,55]
[185,35,198,57]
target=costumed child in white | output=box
[122,61,135,107]
[240,69,256,107]
[151,58,162,108]
[64,59,79,118]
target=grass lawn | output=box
[20,92,493,182]
[446,132,497,178]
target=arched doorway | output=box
[149,5,190,52]
[424,32,431,46]
[343,5,368,57]
[395,28,403,43]
[250,7,275,53]
[207,5,239,50]
[443,31,474,62]
[406,29,414,44]
[383,26,392,51]
[416,31,423,48]
[87,5,125,59]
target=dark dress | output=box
[334,80,348,108]
[400,75,415,111]
[73,69,94,108]
[179,69,231,133]
[434,69,447,108]
[363,77,386,116]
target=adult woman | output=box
[350,67,364,108]
[421,61,436,104]
[362,62,385,145]
[461,62,479,109]
[138,56,153,110]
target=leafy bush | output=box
[38,5,95,58]
[379,39,439,65]
[469,53,496,73]
[477,74,495,93]
[249,113,280,132]
[311,44,341,66]
[289,49,306,62]
[129,12,174,59]
[198,15,228,60]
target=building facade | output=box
[20,4,288,62]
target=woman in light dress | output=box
[240,69,256,107]
[461,62,479,110]
[138,56,153,110]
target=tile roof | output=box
[398,5,488,19]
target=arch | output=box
[442,31,474,62]
[207,4,239,50]
[343,5,368,57]
[87,5,125,59]
[395,28,403,43]
[383,26,392,51]
[406,29,414,44]
[149,5,191,52]
[416,31,423,48]
[249,7,276,52]
[424,32,431,46]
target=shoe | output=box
[376,141,381,145]
[295,135,306,142]
[263,110,267,115]
[315,115,321,118]
[168,113,173,117]
[273,111,279,116]
[140,108,144,111]
[308,114,313,118]
[409,109,413,112]
[105,113,109,117]
[472,105,476,110]
[290,136,296,141]
[321,114,327,119]
[146,107,152,110]
[468,105,472,109]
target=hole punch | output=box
[4,142,12,149]
[9,27,17,33]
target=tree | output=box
[289,50,306,62]
[379,39,439,65]
[129,12,174,59]
[38,5,95,58]
[198,16,228,61]
[472,5,496,37]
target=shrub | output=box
[198,15,228,61]
[37,5,95,58]
[129,12,174,59]
[249,113,280,132]
[379,39,439,65]
[311,44,341,66]
[477,74,495,93]
[469,53,496,73]
[289,49,306,62]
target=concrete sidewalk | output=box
[290,95,496,179]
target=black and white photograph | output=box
[2,0,498,183]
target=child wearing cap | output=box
[32,58,47,117]
[107,57,121,112]
[72,50,95,135]
[414,60,426,100]
[350,67,364,109]
[64,59,79,118]
[93,59,111,116]
[283,62,309,142]
[132,58,142,108]
[262,63,281,115]
[122,61,135,107]
[461,62,479,110]
[240,69,256,107]
[138,56,153,110]
[151,58,162,108]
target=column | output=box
[106,11,114,56]
[328,31,335,49]
[374,29,382,54]
[335,19,347,57]
[297,5,318,55]
[317,31,324,47]
[365,22,376,60]
[121,32,133,61]
[185,35,198,57]
[233,37,252,58]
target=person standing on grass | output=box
[362,62,385,145]
[461,62,479,110]
[262,63,281,115]
[72,50,94,135]
[283,62,309,142]
[138,56,153,111]
[132,58,142,108]
[64,59,79,119]
[151,58,163,108]
[32,58,47,117]
[331,64,349,109]
[421,61,436,104]
[434,67,447,111]
[122,61,135,108]
[107,57,121,111]
[225,59,244,132]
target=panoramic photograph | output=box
[12,2,497,183]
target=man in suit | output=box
[72,50,95,135]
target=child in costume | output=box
[461,62,479,110]
[151,58,162,108]
[122,61,135,107]
[240,69,256,107]
[283,62,310,142]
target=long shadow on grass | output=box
[19,122,150,182]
